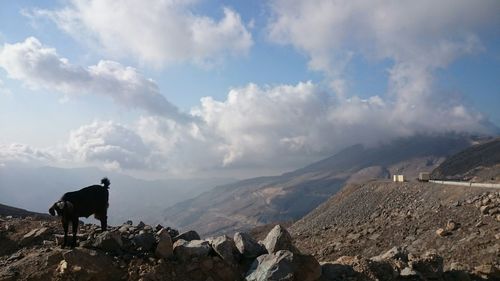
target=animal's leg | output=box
[71,218,79,247]
[62,219,69,248]
[100,214,108,232]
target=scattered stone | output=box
[400,267,417,277]
[20,227,49,246]
[92,230,123,252]
[474,264,500,280]
[409,250,443,280]
[137,221,146,229]
[174,230,200,242]
[133,231,156,251]
[371,246,408,262]
[445,220,459,231]
[173,239,211,262]
[436,228,450,237]
[234,232,267,258]
[155,229,173,259]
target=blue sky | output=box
[0,0,499,178]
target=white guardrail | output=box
[429,180,500,189]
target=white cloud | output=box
[267,0,500,104]
[31,0,253,66]
[0,80,493,176]
[0,143,54,165]
[66,121,151,170]
[0,37,190,122]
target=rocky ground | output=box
[3,212,497,280]
[290,181,500,280]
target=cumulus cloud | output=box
[267,0,500,105]
[0,80,493,175]
[0,143,55,165]
[66,121,151,170]
[0,37,190,122]
[30,0,253,66]
[66,82,490,174]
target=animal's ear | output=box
[65,201,74,213]
[49,205,56,216]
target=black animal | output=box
[49,178,110,247]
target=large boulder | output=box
[261,225,298,254]
[245,250,321,281]
[173,239,212,262]
[408,250,443,280]
[92,230,123,252]
[174,230,200,242]
[155,228,173,259]
[234,232,267,258]
[208,235,240,265]
[19,227,50,246]
[133,230,156,251]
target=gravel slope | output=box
[290,181,500,270]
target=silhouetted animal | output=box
[49,178,110,247]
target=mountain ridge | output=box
[163,134,478,236]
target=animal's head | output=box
[101,177,110,188]
[48,201,74,216]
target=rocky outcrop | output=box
[234,232,267,258]
[261,224,299,254]
[246,250,321,281]
[1,213,498,281]
[173,239,212,262]
[208,235,240,266]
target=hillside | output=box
[163,134,473,236]
[431,138,500,182]
[0,203,48,218]
[290,181,500,272]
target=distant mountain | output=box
[0,203,47,217]
[163,134,475,236]
[0,166,234,225]
[431,137,500,182]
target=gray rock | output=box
[155,228,173,259]
[133,231,156,251]
[174,230,200,242]
[371,246,408,262]
[409,250,443,280]
[92,231,123,252]
[234,232,267,258]
[245,250,321,281]
[208,235,240,265]
[261,225,299,254]
[173,239,211,262]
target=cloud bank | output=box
[30,0,253,66]
[0,37,189,122]
[1,2,499,176]
[23,81,488,174]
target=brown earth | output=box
[290,181,500,270]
